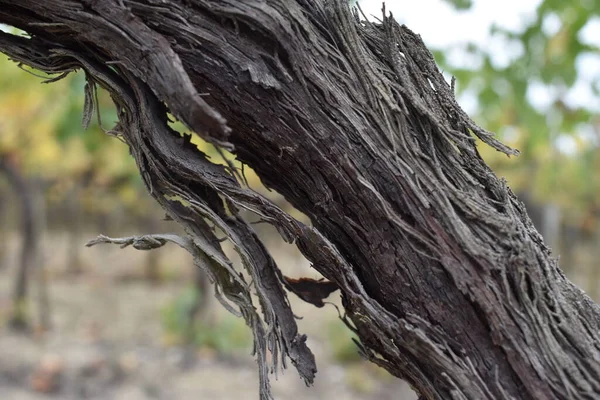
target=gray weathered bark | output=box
[1,1,600,399]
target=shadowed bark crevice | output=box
[1,1,600,399]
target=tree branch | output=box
[1,1,600,399]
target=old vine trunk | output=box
[1,1,600,399]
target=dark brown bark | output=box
[1,1,600,399]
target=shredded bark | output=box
[2,1,600,399]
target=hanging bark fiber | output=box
[1,1,600,399]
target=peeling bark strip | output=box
[1,1,600,399]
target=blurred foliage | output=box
[432,0,600,231]
[327,319,362,364]
[0,26,270,222]
[0,53,272,223]
[441,0,473,10]
[0,50,148,218]
[160,286,251,352]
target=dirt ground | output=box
[0,231,417,400]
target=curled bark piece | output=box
[86,233,171,250]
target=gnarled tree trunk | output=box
[1,1,600,399]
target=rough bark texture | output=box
[2,1,600,399]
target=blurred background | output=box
[0,0,598,399]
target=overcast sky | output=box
[359,0,542,47]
